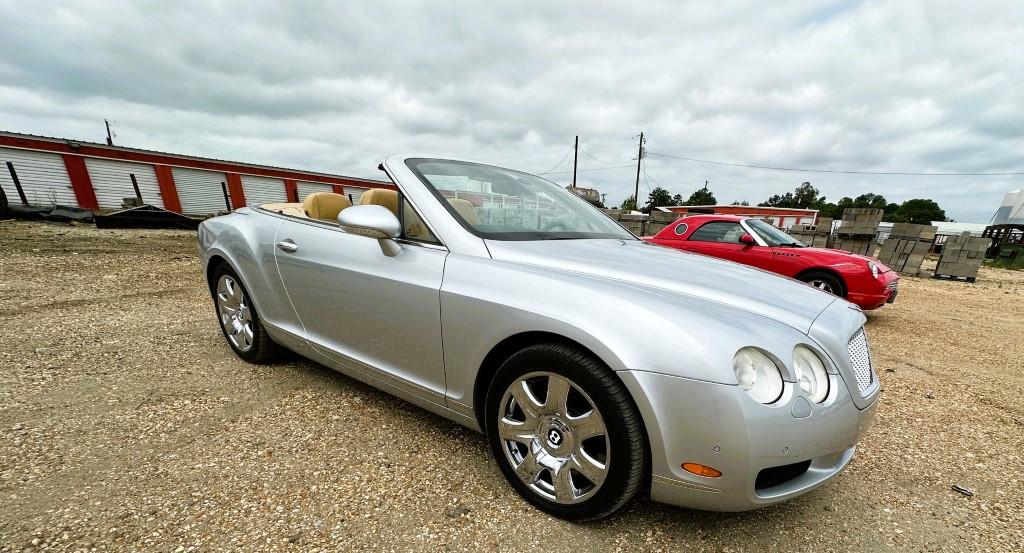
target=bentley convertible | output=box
[198,155,879,520]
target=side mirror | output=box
[739,233,755,245]
[338,205,402,256]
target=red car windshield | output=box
[746,218,805,247]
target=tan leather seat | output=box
[303,192,352,221]
[359,188,399,216]
[447,197,481,225]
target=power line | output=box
[537,145,575,175]
[579,147,627,166]
[642,167,666,190]
[574,164,636,173]
[647,150,1024,176]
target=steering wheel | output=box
[542,221,569,232]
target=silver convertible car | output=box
[198,155,879,520]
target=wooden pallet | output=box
[932,273,976,283]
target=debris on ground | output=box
[951,485,975,497]
[0,220,1021,552]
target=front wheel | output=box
[210,264,280,363]
[485,344,646,521]
[800,270,845,297]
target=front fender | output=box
[440,252,818,413]
[198,210,294,335]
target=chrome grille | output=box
[847,327,874,394]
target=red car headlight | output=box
[868,261,882,280]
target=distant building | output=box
[656,204,818,229]
[931,221,989,237]
[0,130,392,216]
[993,189,1024,224]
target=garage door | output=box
[344,186,369,205]
[0,147,77,207]
[297,181,333,202]
[241,175,286,206]
[173,167,228,216]
[85,158,164,210]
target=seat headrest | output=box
[303,192,352,221]
[359,188,399,216]
[447,197,481,225]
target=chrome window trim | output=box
[673,222,689,236]
[255,207,451,252]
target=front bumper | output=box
[848,274,899,310]
[619,369,878,512]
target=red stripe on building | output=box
[332,184,344,195]
[0,134,396,190]
[61,154,99,210]
[284,179,299,203]
[153,165,182,213]
[225,173,246,209]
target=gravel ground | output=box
[0,220,1021,552]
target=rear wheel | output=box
[485,344,646,521]
[210,264,280,363]
[800,271,845,297]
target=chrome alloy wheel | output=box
[497,371,610,504]
[809,279,836,294]
[216,274,254,352]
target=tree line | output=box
[622,181,949,224]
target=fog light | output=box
[682,463,722,478]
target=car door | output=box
[272,205,449,401]
[686,220,774,270]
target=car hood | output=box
[485,239,838,334]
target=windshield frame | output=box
[405,158,637,242]
[745,218,805,247]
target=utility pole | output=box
[633,131,644,211]
[571,135,579,189]
[104,119,115,146]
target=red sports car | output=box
[644,214,899,310]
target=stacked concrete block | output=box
[647,211,685,236]
[787,217,832,248]
[838,208,883,236]
[835,209,882,255]
[935,232,989,281]
[613,212,648,236]
[876,223,937,274]
[877,239,931,274]
[889,223,937,242]
[833,236,875,256]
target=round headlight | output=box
[868,261,881,279]
[733,348,784,404]
[793,345,829,403]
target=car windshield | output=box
[406,158,636,241]
[746,218,805,247]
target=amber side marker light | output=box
[682,463,722,478]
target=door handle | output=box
[276,240,299,253]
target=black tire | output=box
[485,343,646,521]
[799,270,845,297]
[0,186,9,219]
[209,263,281,363]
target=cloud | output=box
[0,0,1022,223]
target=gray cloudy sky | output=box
[1,0,1022,222]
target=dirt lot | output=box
[0,220,1021,552]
